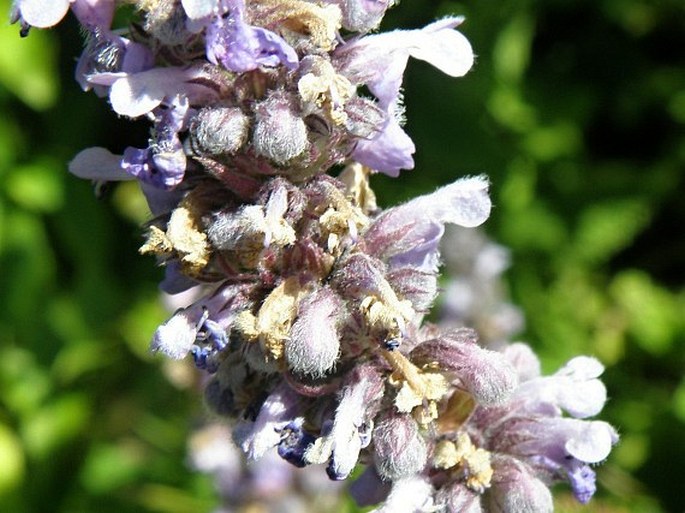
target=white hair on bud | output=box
[252,92,309,164]
[286,288,341,376]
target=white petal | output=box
[565,421,619,463]
[19,0,70,28]
[413,175,492,228]
[109,71,168,118]
[557,378,607,419]
[68,147,129,181]
[408,17,474,78]
[502,343,541,382]
[556,356,605,380]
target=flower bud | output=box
[252,91,309,164]
[143,0,189,46]
[373,413,427,481]
[387,266,438,313]
[336,0,393,33]
[372,476,434,513]
[411,329,518,405]
[190,106,250,156]
[434,483,482,513]
[486,457,553,513]
[286,287,342,377]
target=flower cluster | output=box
[13,1,617,511]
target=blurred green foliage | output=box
[0,0,683,512]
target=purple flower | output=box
[461,349,619,506]
[89,65,218,118]
[204,0,298,72]
[335,16,474,175]
[364,176,492,272]
[121,97,192,189]
[150,283,243,360]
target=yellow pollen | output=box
[432,433,493,494]
[233,277,306,360]
[383,350,449,426]
[256,0,341,50]
[139,197,210,276]
[338,163,378,215]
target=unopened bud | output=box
[286,287,342,377]
[190,107,250,156]
[252,92,309,164]
[373,414,427,481]
[486,457,553,513]
[411,329,518,405]
[337,0,393,32]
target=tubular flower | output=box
[13,1,617,511]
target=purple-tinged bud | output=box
[411,328,518,405]
[373,413,427,481]
[333,0,394,33]
[372,476,434,513]
[435,483,482,513]
[207,206,263,251]
[386,266,438,313]
[252,92,309,165]
[286,287,342,377]
[330,253,388,299]
[364,176,492,272]
[486,457,553,513]
[189,107,250,156]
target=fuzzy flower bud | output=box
[486,457,553,513]
[411,329,518,405]
[286,287,342,377]
[373,413,427,481]
[190,106,250,156]
[252,91,309,165]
